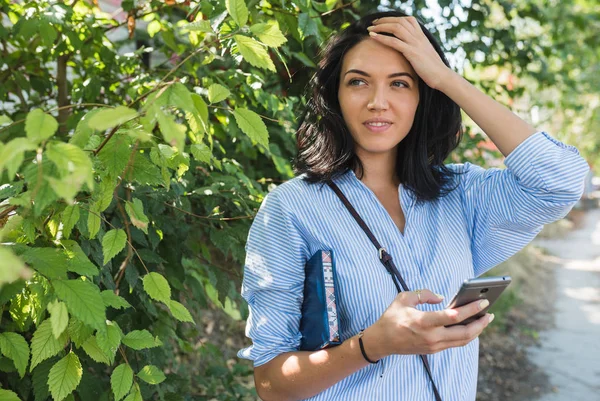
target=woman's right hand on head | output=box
[363,289,493,359]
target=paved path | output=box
[530,208,600,400]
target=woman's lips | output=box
[363,122,392,133]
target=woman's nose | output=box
[367,88,389,111]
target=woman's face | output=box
[338,37,420,160]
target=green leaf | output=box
[25,109,58,143]
[298,12,320,39]
[87,203,101,240]
[122,330,162,350]
[233,108,269,148]
[137,365,166,385]
[47,300,69,339]
[123,384,142,401]
[147,20,161,37]
[48,352,82,401]
[234,35,276,71]
[52,279,106,334]
[70,109,102,149]
[39,20,57,47]
[32,357,55,401]
[226,0,248,26]
[81,335,110,364]
[97,133,133,177]
[62,240,99,277]
[93,178,116,213]
[152,82,195,113]
[207,83,230,103]
[168,300,195,323]
[0,137,37,179]
[190,143,212,164]
[46,142,95,202]
[111,363,134,401]
[87,106,138,132]
[156,110,186,151]
[30,319,69,371]
[182,20,212,33]
[187,94,209,136]
[0,115,13,125]
[102,229,127,265]
[126,153,163,186]
[250,21,287,47]
[101,290,132,310]
[0,246,29,285]
[0,389,21,401]
[0,332,30,378]
[142,272,171,304]
[20,247,68,279]
[96,321,122,365]
[67,318,94,348]
[125,198,149,234]
[61,205,80,239]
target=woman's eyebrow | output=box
[344,69,415,81]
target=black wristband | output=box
[358,329,379,364]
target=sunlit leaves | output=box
[168,300,194,323]
[125,198,149,234]
[250,20,287,47]
[0,332,30,378]
[30,319,68,371]
[101,290,132,310]
[0,247,28,286]
[207,83,230,103]
[102,229,127,265]
[25,109,58,143]
[48,352,82,401]
[234,35,276,71]
[122,330,162,350]
[226,0,248,27]
[46,142,95,202]
[142,272,171,304]
[111,363,133,401]
[233,108,269,148]
[47,300,69,339]
[52,279,106,334]
[87,107,138,132]
[137,365,166,384]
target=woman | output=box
[237,10,589,401]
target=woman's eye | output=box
[392,81,409,88]
[348,79,365,86]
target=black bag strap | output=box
[327,180,443,401]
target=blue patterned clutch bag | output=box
[299,250,342,351]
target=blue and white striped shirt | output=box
[238,131,589,400]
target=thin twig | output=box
[320,0,360,16]
[211,105,280,123]
[162,201,254,221]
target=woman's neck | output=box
[354,152,400,190]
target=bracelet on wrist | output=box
[358,329,379,364]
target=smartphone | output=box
[444,276,512,326]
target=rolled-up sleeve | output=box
[456,131,589,276]
[237,189,309,367]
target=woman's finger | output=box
[368,30,409,54]
[368,22,414,43]
[402,289,444,307]
[442,313,492,343]
[420,298,489,328]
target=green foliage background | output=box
[0,0,597,400]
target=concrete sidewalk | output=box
[530,208,600,400]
